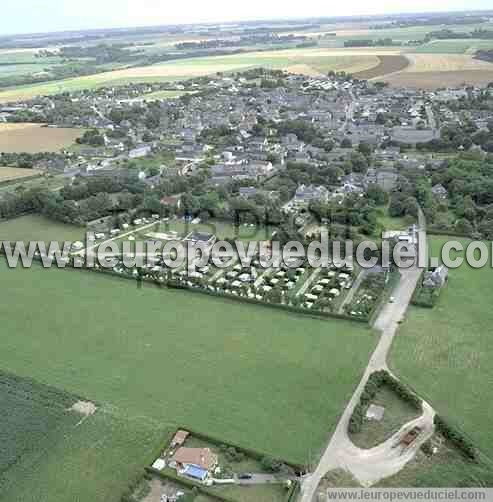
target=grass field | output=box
[390,236,493,460]
[0,262,375,477]
[0,166,42,182]
[412,39,493,54]
[0,123,83,153]
[0,214,84,244]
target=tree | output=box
[367,185,388,206]
[358,142,373,156]
[261,456,285,473]
[76,129,105,147]
[341,138,352,149]
[455,218,473,235]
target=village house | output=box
[172,447,218,482]
[432,183,448,200]
[283,184,330,212]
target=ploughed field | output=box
[0,123,83,153]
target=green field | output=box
[0,369,164,502]
[0,214,84,244]
[0,371,80,489]
[0,408,166,502]
[412,39,493,54]
[0,260,376,501]
[390,236,493,459]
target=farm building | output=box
[170,430,190,449]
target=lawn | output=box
[0,261,375,475]
[390,236,493,459]
[349,386,421,449]
[0,214,85,244]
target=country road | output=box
[300,219,433,501]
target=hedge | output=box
[167,279,365,324]
[149,467,299,502]
[285,480,301,502]
[427,228,473,239]
[434,415,478,462]
[147,468,237,502]
[349,370,422,435]
[1,249,367,326]
[411,269,443,309]
[170,426,304,472]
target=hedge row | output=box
[434,415,477,462]
[147,468,236,502]
[171,426,304,472]
[411,270,442,309]
[149,467,299,502]
[349,370,422,434]
[427,228,473,239]
[368,270,401,325]
[167,279,365,324]
[285,480,301,502]
[4,251,367,325]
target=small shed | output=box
[366,404,385,421]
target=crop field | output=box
[0,166,42,183]
[353,55,409,79]
[0,262,376,471]
[412,39,493,54]
[0,123,83,153]
[0,405,167,502]
[0,47,398,102]
[0,214,85,244]
[390,237,493,459]
[382,54,493,88]
[0,370,80,484]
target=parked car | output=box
[237,473,252,480]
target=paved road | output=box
[339,91,355,132]
[300,225,433,501]
[235,473,300,485]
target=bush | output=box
[434,415,477,461]
[261,456,285,473]
[348,370,422,435]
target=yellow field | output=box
[402,54,493,72]
[0,47,391,102]
[0,123,83,153]
[380,53,493,89]
[0,166,43,182]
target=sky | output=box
[1,0,492,35]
